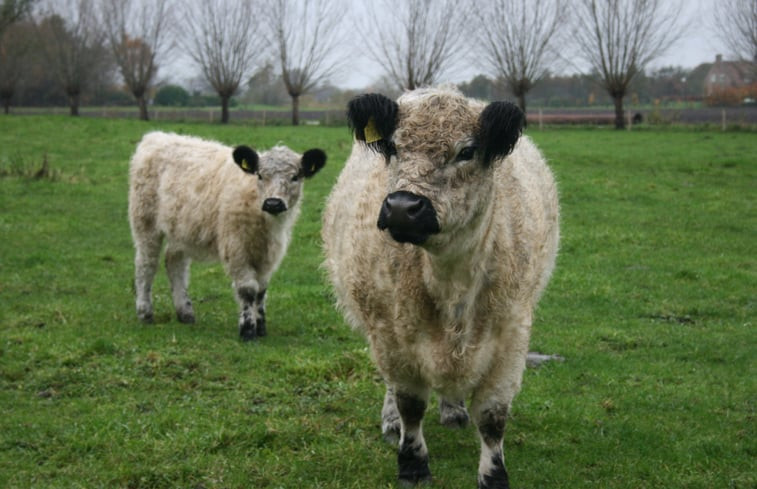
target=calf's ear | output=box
[233,145,259,174]
[301,149,326,178]
[477,102,524,166]
[347,93,399,149]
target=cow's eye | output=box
[457,146,477,161]
[291,175,299,182]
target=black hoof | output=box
[239,323,256,342]
[256,317,267,337]
[177,312,195,324]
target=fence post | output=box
[721,109,726,131]
[539,108,543,130]
[262,111,266,126]
[627,110,632,131]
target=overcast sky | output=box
[168,0,729,91]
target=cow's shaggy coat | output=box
[322,87,559,488]
[129,131,325,340]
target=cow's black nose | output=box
[262,198,287,215]
[377,191,440,244]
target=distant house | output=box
[704,55,754,96]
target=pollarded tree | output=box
[363,0,471,91]
[266,0,346,125]
[573,0,687,129]
[102,0,172,121]
[713,0,757,64]
[37,0,108,116]
[476,0,569,117]
[180,0,267,124]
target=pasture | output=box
[0,116,754,488]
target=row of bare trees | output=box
[2,0,756,128]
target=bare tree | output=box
[37,0,107,116]
[0,19,35,113]
[713,0,757,64]
[361,0,471,91]
[573,0,687,129]
[0,0,35,35]
[476,0,569,117]
[180,0,266,124]
[101,0,171,121]
[266,0,346,125]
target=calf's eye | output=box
[291,175,299,182]
[457,146,477,161]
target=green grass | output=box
[1,116,755,488]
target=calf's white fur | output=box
[129,131,325,340]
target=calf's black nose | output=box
[377,191,440,245]
[262,198,287,215]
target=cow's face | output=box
[233,145,326,216]
[347,89,523,249]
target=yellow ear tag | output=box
[241,159,250,171]
[364,117,382,144]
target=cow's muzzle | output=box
[262,198,287,215]
[377,191,440,245]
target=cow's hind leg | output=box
[440,398,469,428]
[133,233,162,323]
[395,388,432,486]
[381,385,401,443]
[165,247,194,323]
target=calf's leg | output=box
[133,234,161,323]
[165,247,194,323]
[255,288,267,337]
[381,385,401,443]
[234,274,262,342]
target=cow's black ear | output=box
[347,93,399,151]
[301,148,326,178]
[477,102,524,166]
[233,145,259,174]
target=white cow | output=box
[322,87,559,488]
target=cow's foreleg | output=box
[472,402,510,489]
[395,388,432,486]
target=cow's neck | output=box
[421,201,497,322]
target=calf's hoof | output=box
[177,310,195,324]
[137,309,154,324]
[239,322,257,342]
[256,317,267,337]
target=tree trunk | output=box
[613,94,625,130]
[291,94,300,126]
[137,95,149,121]
[221,95,230,124]
[516,91,528,128]
[68,93,80,116]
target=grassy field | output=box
[0,116,754,489]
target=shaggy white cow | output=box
[322,87,559,488]
[129,131,325,340]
